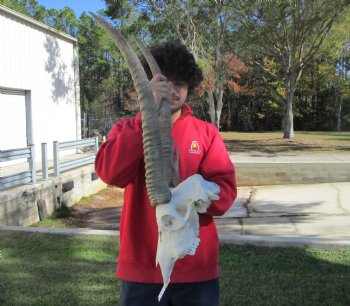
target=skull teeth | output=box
[187,237,200,255]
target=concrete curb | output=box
[219,234,350,250]
[0,225,119,237]
[1,225,349,249]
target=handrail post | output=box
[53,141,60,176]
[41,143,48,180]
[29,145,36,184]
[94,136,99,155]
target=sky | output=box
[36,0,107,18]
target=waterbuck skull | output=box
[90,13,220,301]
[156,174,220,300]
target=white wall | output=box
[0,6,80,162]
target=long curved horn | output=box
[134,38,174,186]
[90,13,171,206]
[134,37,161,76]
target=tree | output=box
[294,11,350,131]
[317,12,350,131]
[0,0,48,20]
[78,12,136,119]
[157,1,238,129]
[104,0,238,129]
[223,55,255,130]
[229,0,350,138]
[44,7,78,37]
[79,13,107,112]
[206,0,233,129]
[1,1,80,37]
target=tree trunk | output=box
[206,91,216,125]
[215,80,224,129]
[213,0,223,130]
[312,70,318,127]
[226,97,232,130]
[283,96,294,138]
[283,67,303,139]
[283,78,295,139]
[335,86,343,131]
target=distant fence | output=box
[53,137,99,176]
[0,145,36,190]
[81,113,133,139]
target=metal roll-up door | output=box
[0,87,27,166]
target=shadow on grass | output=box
[337,146,350,151]
[224,139,336,154]
[219,244,350,306]
[0,232,120,306]
[68,206,122,231]
[296,131,350,138]
[0,232,349,305]
[328,138,350,142]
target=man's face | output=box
[167,80,189,114]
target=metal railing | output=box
[53,137,99,176]
[0,145,36,189]
[0,137,100,189]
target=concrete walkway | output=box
[216,182,350,249]
[1,152,350,249]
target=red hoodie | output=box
[95,105,237,283]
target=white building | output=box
[0,4,80,164]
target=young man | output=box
[95,42,237,306]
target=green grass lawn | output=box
[1,232,349,306]
[221,131,350,153]
[31,207,73,228]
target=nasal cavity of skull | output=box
[162,215,173,227]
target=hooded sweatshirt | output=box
[95,104,237,283]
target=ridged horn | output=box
[90,13,171,206]
[134,38,174,186]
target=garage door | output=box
[0,88,27,150]
[0,88,29,167]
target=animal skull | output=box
[155,174,220,301]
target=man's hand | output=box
[150,73,170,108]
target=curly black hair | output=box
[142,42,203,95]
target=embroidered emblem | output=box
[188,141,201,154]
